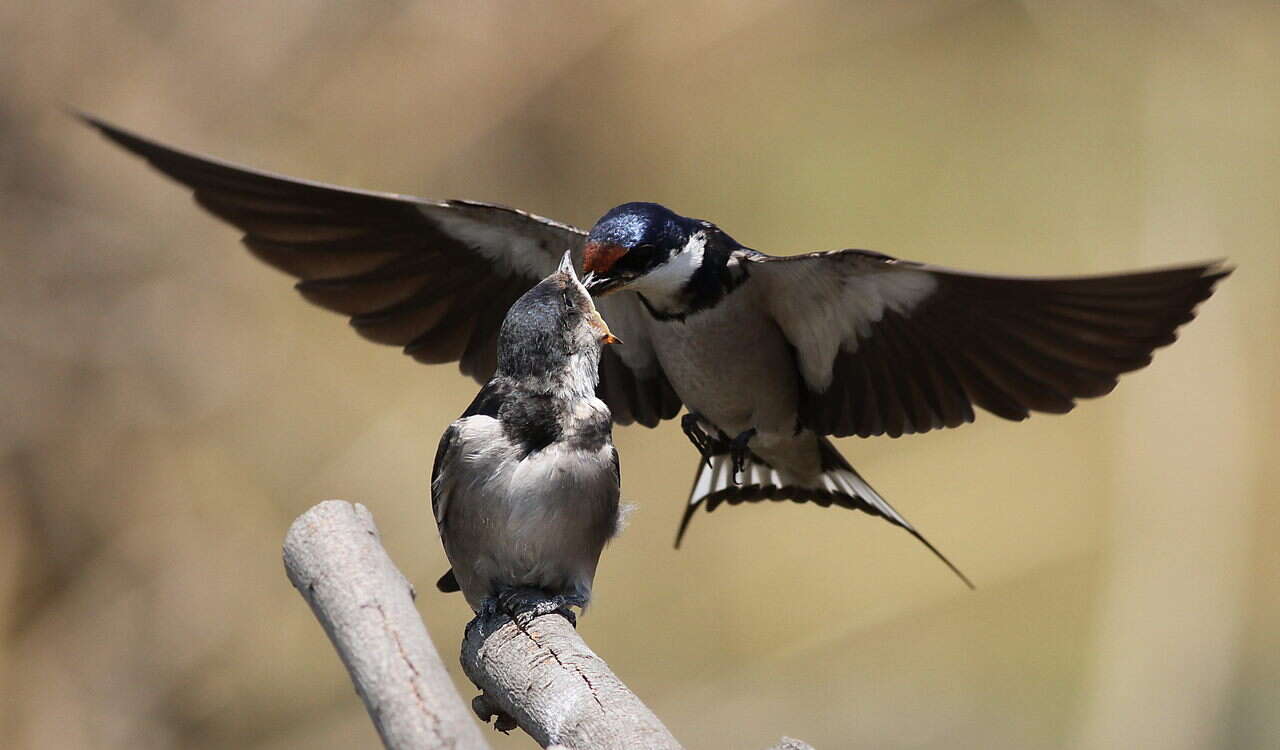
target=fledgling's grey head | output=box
[496,252,618,392]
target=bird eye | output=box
[563,291,575,309]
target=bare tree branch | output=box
[283,500,813,750]
[283,500,491,750]
[461,612,683,749]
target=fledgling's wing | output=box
[431,423,461,530]
[749,250,1230,438]
[79,114,681,427]
[430,375,518,534]
[430,412,492,596]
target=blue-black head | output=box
[581,203,707,295]
[497,252,618,382]
[580,203,744,321]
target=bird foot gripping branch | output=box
[471,693,519,734]
[481,587,582,629]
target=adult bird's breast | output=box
[647,288,799,438]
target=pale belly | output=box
[441,429,619,611]
[647,291,799,437]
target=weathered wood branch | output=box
[283,500,813,750]
[283,500,490,750]
[461,612,682,748]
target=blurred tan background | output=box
[2,1,1277,748]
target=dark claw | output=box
[728,428,757,485]
[469,597,504,639]
[472,694,518,733]
[493,712,518,733]
[555,606,578,628]
[495,587,579,628]
[681,413,714,468]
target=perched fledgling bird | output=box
[431,252,621,623]
[81,115,1230,587]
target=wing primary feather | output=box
[761,250,1228,438]
[81,112,683,426]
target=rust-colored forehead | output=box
[582,241,628,274]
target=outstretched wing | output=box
[80,114,681,426]
[750,250,1230,438]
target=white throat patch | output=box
[629,231,706,308]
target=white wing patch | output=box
[425,209,555,279]
[761,257,937,392]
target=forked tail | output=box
[676,435,973,589]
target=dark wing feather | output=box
[753,250,1230,438]
[430,423,459,526]
[431,424,461,595]
[80,114,681,425]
